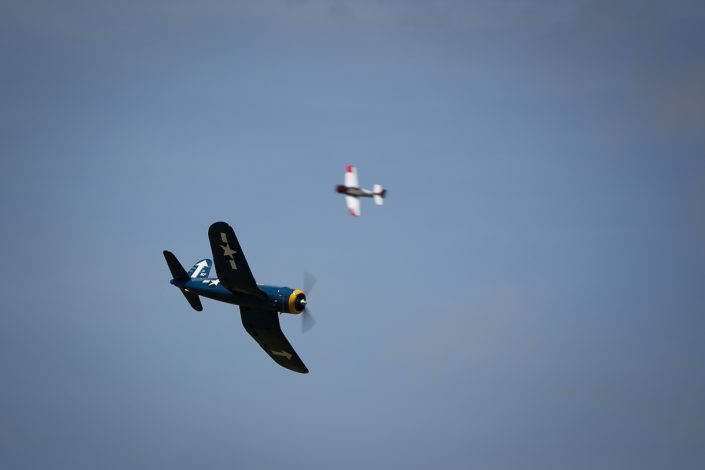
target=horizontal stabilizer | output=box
[181,289,203,311]
[163,250,189,281]
[373,184,386,206]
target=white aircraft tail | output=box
[373,184,386,206]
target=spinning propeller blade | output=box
[304,272,316,294]
[302,272,317,333]
[302,307,316,333]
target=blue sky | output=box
[2,1,705,469]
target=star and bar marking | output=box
[220,232,238,270]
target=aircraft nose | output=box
[294,293,307,312]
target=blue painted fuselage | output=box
[170,278,301,313]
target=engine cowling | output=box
[286,289,306,314]
[258,286,307,314]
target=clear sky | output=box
[2,1,705,469]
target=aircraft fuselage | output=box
[170,278,304,314]
[335,185,375,197]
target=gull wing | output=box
[208,221,267,299]
[344,164,359,188]
[240,306,309,374]
[346,196,361,217]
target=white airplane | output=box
[335,165,386,216]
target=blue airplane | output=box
[163,221,313,373]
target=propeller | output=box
[301,272,317,333]
[304,272,317,294]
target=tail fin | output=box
[163,250,203,312]
[373,184,386,206]
[187,259,212,279]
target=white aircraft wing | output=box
[346,196,361,217]
[344,164,359,188]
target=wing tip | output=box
[208,220,230,233]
